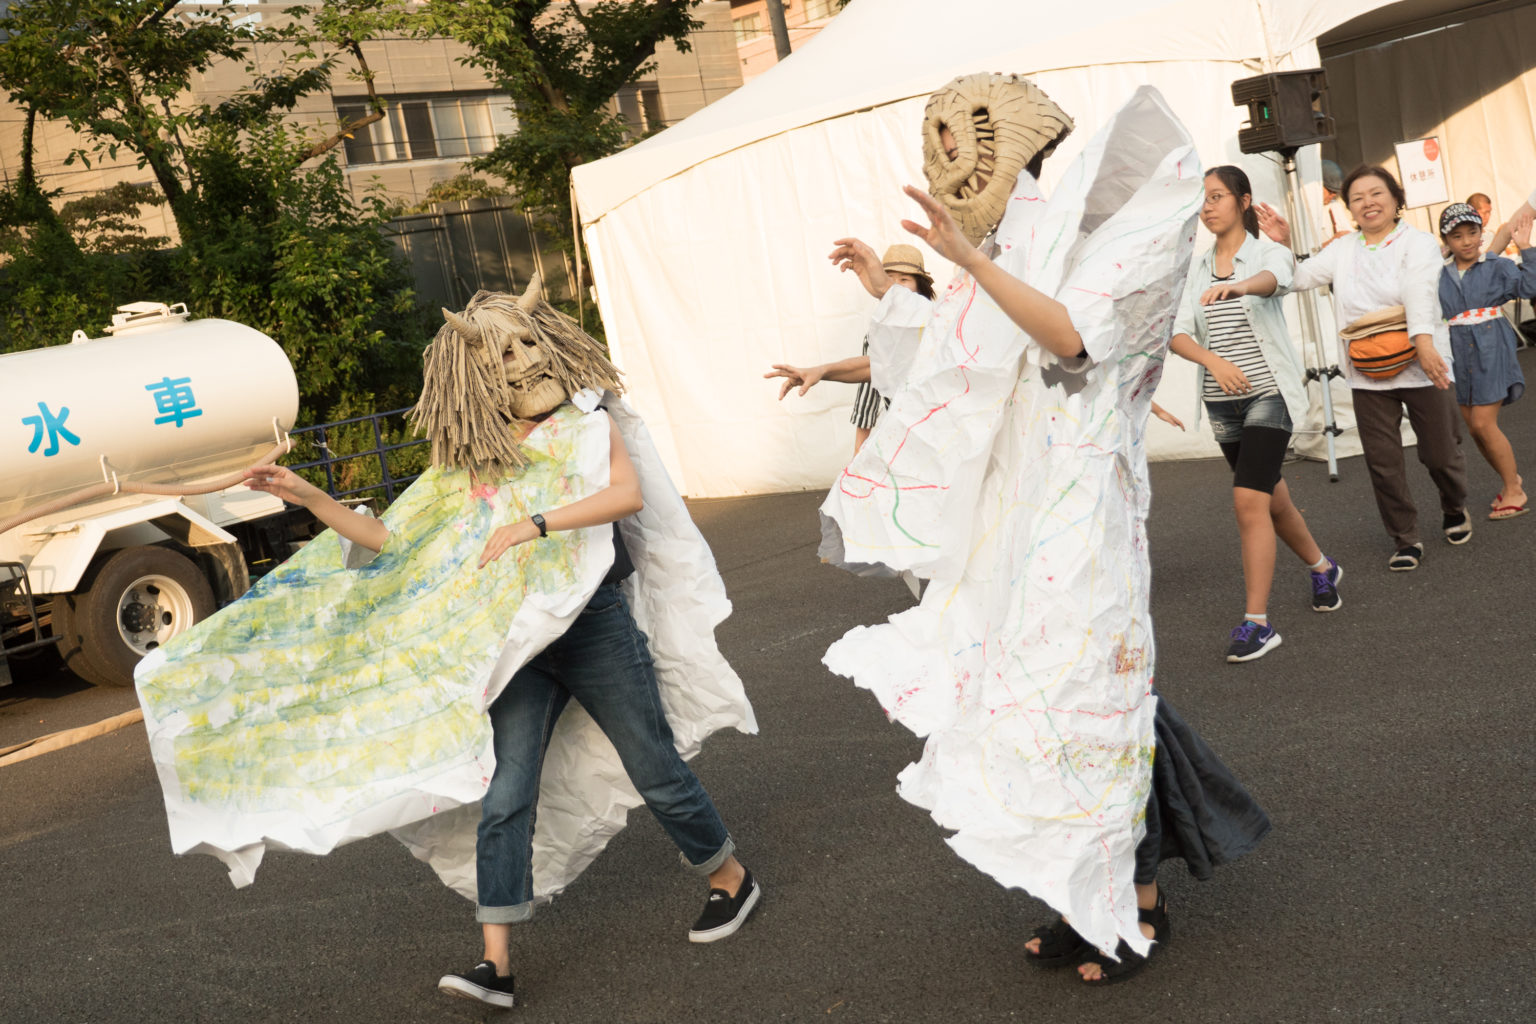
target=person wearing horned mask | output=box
[813,74,1270,984]
[135,279,760,1011]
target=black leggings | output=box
[1218,426,1290,494]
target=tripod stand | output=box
[1278,147,1344,482]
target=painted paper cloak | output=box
[136,393,755,902]
[820,87,1201,956]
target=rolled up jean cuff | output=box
[679,834,734,876]
[475,899,536,925]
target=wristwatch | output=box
[530,513,547,538]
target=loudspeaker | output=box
[1231,70,1334,155]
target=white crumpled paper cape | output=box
[136,392,755,904]
[820,87,1201,957]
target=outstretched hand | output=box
[899,185,981,271]
[1255,202,1291,247]
[244,465,323,507]
[828,237,891,299]
[764,363,826,399]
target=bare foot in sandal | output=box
[1077,882,1163,983]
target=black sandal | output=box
[1080,892,1169,986]
[1024,915,1089,968]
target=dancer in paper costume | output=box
[134,280,760,1010]
[815,75,1270,983]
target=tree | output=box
[0,0,427,435]
[424,1,703,248]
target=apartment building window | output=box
[733,12,763,43]
[803,0,835,21]
[338,95,518,165]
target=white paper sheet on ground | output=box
[137,394,754,906]
[820,87,1202,958]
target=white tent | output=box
[573,0,1395,497]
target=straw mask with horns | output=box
[410,275,625,477]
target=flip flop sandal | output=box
[1025,915,1089,968]
[1080,893,1169,986]
[1489,504,1528,521]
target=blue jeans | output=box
[475,583,733,923]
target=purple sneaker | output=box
[1310,558,1343,612]
[1226,619,1281,663]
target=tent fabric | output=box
[573,0,1397,497]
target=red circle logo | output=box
[1423,139,1440,162]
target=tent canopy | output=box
[572,0,1401,497]
[574,0,1385,223]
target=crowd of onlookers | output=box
[770,158,1536,666]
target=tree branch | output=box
[298,40,385,163]
[137,0,185,32]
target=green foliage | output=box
[425,0,703,239]
[387,172,513,218]
[0,0,430,440]
[59,183,170,254]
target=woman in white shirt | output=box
[1261,165,1470,572]
[1168,165,1340,664]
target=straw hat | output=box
[881,244,932,285]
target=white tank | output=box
[1,303,300,520]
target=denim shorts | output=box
[1205,393,1292,494]
[1205,392,1291,444]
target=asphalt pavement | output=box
[4,356,1536,1023]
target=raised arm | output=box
[245,465,391,554]
[478,415,643,568]
[898,185,1084,358]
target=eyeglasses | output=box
[1202,191,1232,208]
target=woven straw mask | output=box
[921,73,1074,245]
[412,276,624,477]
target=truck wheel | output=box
[54,547,216,688]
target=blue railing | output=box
[287,407,429,503]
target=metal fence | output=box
[287,407,428,504]
[383,197,576,311]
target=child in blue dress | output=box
[1438,203,1536,519]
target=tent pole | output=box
[1281,151,1343,482]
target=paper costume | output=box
[820,84,1204,955]
[135,285,755,904]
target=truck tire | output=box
[53,546,216,688]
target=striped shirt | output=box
[1201,273,1278,402]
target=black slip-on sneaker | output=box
[439,960,515,1008]
[689,867,761,943]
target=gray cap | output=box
[1321,159,1343,194]
[1439,202,1483,236]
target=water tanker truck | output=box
[0,302,303,687]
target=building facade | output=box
[0,1,743,241]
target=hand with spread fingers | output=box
[764,362,825,399]
[1255,202,1290,247]
[829,237,891,299]
[899,185,982,271]
[244,465,325,507]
